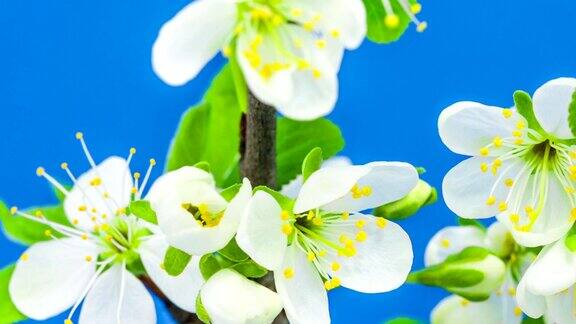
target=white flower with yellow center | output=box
[152,0,366,120]
[426,222,523,324]
[236,161,418,323]
[517,237,576,323]
[146,167,252,256]
[8,134,204,324]
[439,78,576,247]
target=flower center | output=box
[182,203,223,227]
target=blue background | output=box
[1,0,576,323]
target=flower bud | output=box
[374,180,436,220]
[408,247,506,301]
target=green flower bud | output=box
[408,247,506,301]
[373,180,437,220]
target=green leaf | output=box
[165,65,242,187]
[565,234,576,252]
[385,318,420,324]
[218,238,249,262]
[230,260,268,279]
[0,201,70,246]
[0,265,26,324]
[522,316,544,324]
[220,184,242,202]
[193,161,211,173]
[568,89,576,137]
[513,91,545,134]
[362,0,421,44]
[277,118,344,186]
[195,295,211,324]
[301,147,323,182]
[373,180,435,220]
[129,200,157,225]
[163,246,192,276]
[199,254,223,280]
[457,217,486,231]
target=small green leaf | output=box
[195,295,211,324]
[0,264,26,323]
[218,238,249,262]
[457,217,486,232]
[129,200,157,225]
[199,254,223,281]
[219,184,242,202]
[277,118,344,186]
[514,91,545,134]
[522,316,544,324]
[0,201,71,246]
[193,161,211,173]
[386,318,420,324]
[373,180,435,220]
[568,90,576,137]
[163,246,192,276]
[362,0,421,44]
[415,167,426,175]
[230,260,268,279]
[565,234,576,252]
[301,147,323,182]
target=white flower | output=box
[152,0,366,120]
[8,134,204,323]
[281,156,352,198]
[516,238,576,323]
[236,161,418,323]
[426,222,523,324]
[200,269,283,323]
[439,78,576,247]
[147,167,252,256]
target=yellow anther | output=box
[384,14,400,28]
[493,159,502,167]
[78,205,87,212]
[339,234,350,244]
[460,299,470,306]
[570,208,576,221]
[515,224,531,232]
[81,233,88,240]
[303,21,315,31]
[131,187,138,194]
[64,319,74,324]
[312,69,322,79]
[297,59,311,70]
[44,229,52,237]
[305,210,315,220]
[281,210,290,221]
[514,306,522,316]
[75,132,83,140]
[440,239,450,248]
[479,147,489,156]
[10,206,18,215]
[36,167,45,176]
[307,251,316,261]
[411,3,422,14]
[331,262,341,272]
[356,231,367,242]
[343,245,357,257]
[282,223,293,235]
[516,120,526,129]
[312,217,323,226]
[133,172,141,180]
[486,196,496,206]
[504,178,514,187]
[330,277,341,289]
[130,147,136,154]
[20,253,29,261]
[508,287,516,296]
[90,177,102,186]
[315,39,327,49]
[34,210,43,218]
[90,216,97,222]
[416,21,428,33]
[525,206,534,214]
[330,29,341,38]
[493,136,503,147]
[480,163,488,173]
[512,130,522,138]
[361,186,373,196]
[498,201,508,212]
[376,217,388,229]
[356,219,366,229]
[318,250,327,257]
[324,280,333,290]
[284,267,295,279]
[150,159,157,166]
[567,187,576,194]
[73,218,79,225]
[341,212,349,220]
[502,109,513,118]
[514,138,524,145]
[60,162,68,170]
[85,255,93,262]
[290,8,302,17]
[100,223,110,231]
[222,46,231,58]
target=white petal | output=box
[146,166,215,203]
[9,238,99,320]
[236,29,295,108]
[525,240,576,295]
[438,101,526,156]
[516,272,546,319]
[151,0,236,86]
[281,0,366,49]
[201,269,283,324]
[443,156,524,219]
[280,157,352,199]
[64,156,132,232]
[139,235,204,313]
[544,286,576,324]
[329,214,412,293]
[236,191,287,270]
[274,244,329,324]
[293,165,370,214]
[484,222,514,258]
[424,226,486,267]
[532,78,576,139]
[322,162,419,213]
[79,264,156,324]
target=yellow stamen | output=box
[356,231,367,242]
[376,217,388,229]
[486,195,496,206]
[282,223,293,235]
[479,147,489,156]
[284,267,295,279]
